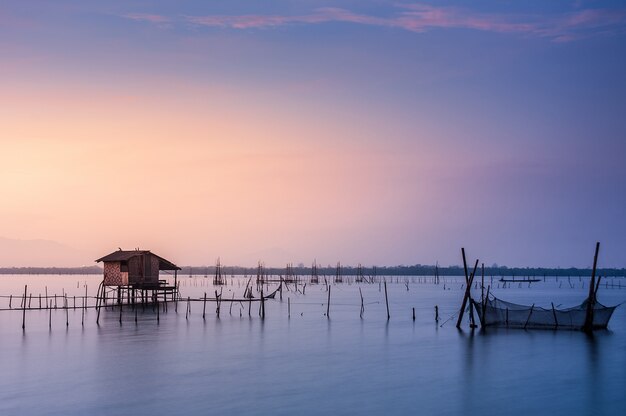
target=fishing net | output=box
[471,296,617,330]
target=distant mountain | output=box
[0,237,91,267]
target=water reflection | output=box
[1,275,624,416]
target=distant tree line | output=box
[0,266,102,275]
[1,264,624,277]
[174,264,626,278]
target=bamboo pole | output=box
[457,250,479,329]
[96,283,102,325]
[524,304,535,330]
[359,287,364,318]
[469,298,477,329]
[82,286,86,326]
[21,285,27,330]
[384,281,390,320]
[481,263,485,302]
[583,242,600,332]
[202,292,207,320]
[456,248,470,328]
[551,302,558,329]
[326,285,331,318]
[215,290,220,318]
[481,286,490,326]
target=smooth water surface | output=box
[1,275,625,415]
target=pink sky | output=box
[1,1,625,268]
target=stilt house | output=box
[96,249,180,288]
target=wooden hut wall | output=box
[128,254,160,285]
[104,262,124,286]
[128,256,143,284]
[150,255,160,282]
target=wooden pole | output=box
[215,290,220,318]
[21,285,27,330]
[583,242,600,332]
[174,284,178,313]
[260,289,265,319]
[202,292,207,319]
[82,286,86,326]
[96,283,103,325]
[524,304,535,330]
[288,297,291,318]
[384,281,390,320]
[359,287,364,318]
[462,248,469,287]
[326,285,331,318]
[456,248,470,329]
[174,269,178,304]
[481,263,485,302]
[65,295,69,327]
[469,301,477,329]
[481,286,490,326]
[412,307,415,321]
[551,302,558,329]
[456,250,479,329]
[469,261,479,327]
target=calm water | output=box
[0,274,625,416]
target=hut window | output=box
[120,261,128,272]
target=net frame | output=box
[471,296,617,330]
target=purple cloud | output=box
[122,13,170,24]
[124,4,626,42]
